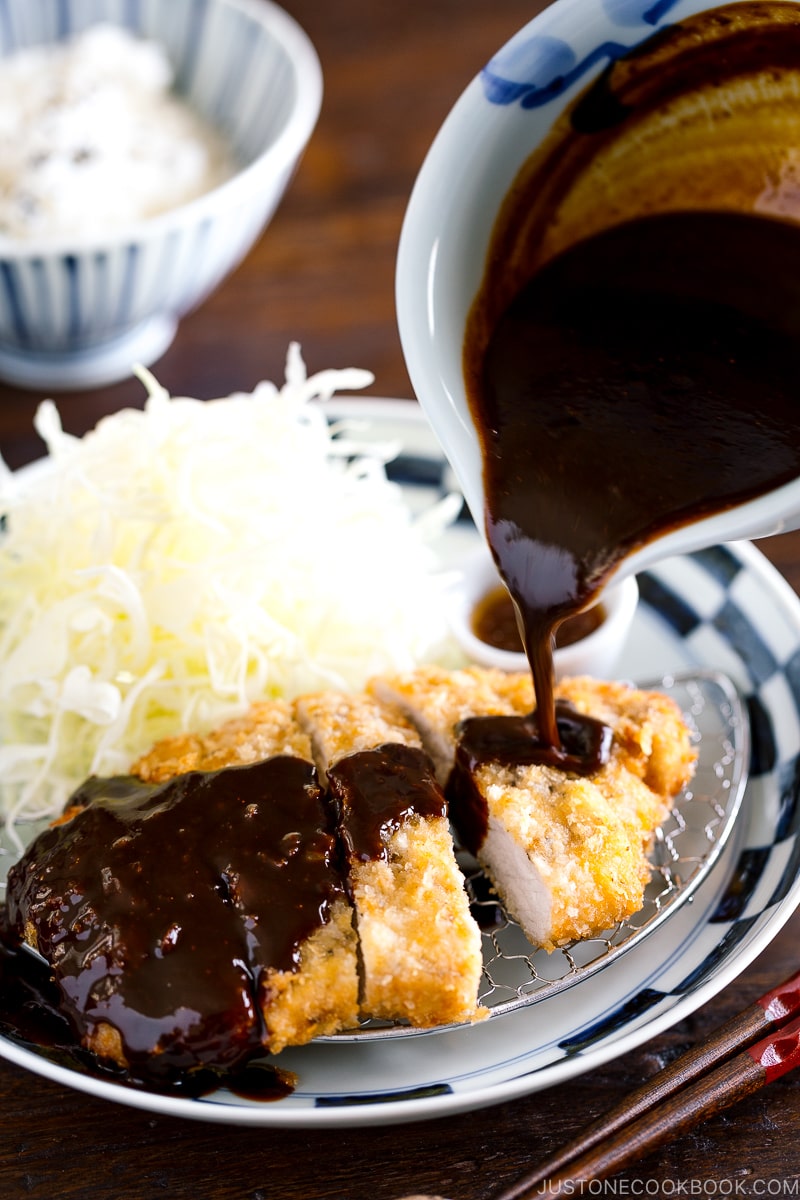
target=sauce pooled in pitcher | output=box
[463,0,800,762]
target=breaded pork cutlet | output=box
[6,701,359,1080]
[294,690,485,1028]
[371,667,696,951]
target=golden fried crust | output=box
[86,1021,128,1067]
[47,665,694,1064]
[129,732,206,782]
[557,675,696,797]
[261,899,360,1053]
[132,700,312,781]
[475,758,665,949]
[353,815,486,1026]
[133,691,485,1041]
[368,664,518,783]
[294,691,421,784]
[200,702,313,770]
[488,672,697,799]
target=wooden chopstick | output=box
[486,967,800,1199]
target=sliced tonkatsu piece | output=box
[371,667,696,952]
[6,701,359,1082]
[294,690,485,1028]
[499,672,697,847]
[369,665,515,786]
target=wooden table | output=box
[1,1,799,1196]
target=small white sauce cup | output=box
[447,547,639,679]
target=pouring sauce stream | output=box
[463,1,800,760]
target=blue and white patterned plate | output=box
[1,399,799,1128]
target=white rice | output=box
[0,23,237,241]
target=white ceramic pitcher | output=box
[396,0,800,587]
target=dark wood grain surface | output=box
[1,1,799,1196]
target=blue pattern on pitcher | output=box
[481,0,683,107]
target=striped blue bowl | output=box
[0,0,322,390]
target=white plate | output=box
[1,399,799,1127]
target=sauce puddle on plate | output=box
[0,936,296,1101]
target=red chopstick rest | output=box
[758,970,800,1023]
[749,1012,800,1084]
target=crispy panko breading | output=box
[295,690,485,1028]
[373,668,696,951]
[135,689,487,1036]
[131,699,312,780]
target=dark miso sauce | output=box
[0,936,296,1099]
[327,743,448,862]
[462,0,800,759]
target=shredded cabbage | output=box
[0,345,460,836]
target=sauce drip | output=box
[327,743,448,862]
[463,1,800,758]
[4,757,344,1083]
